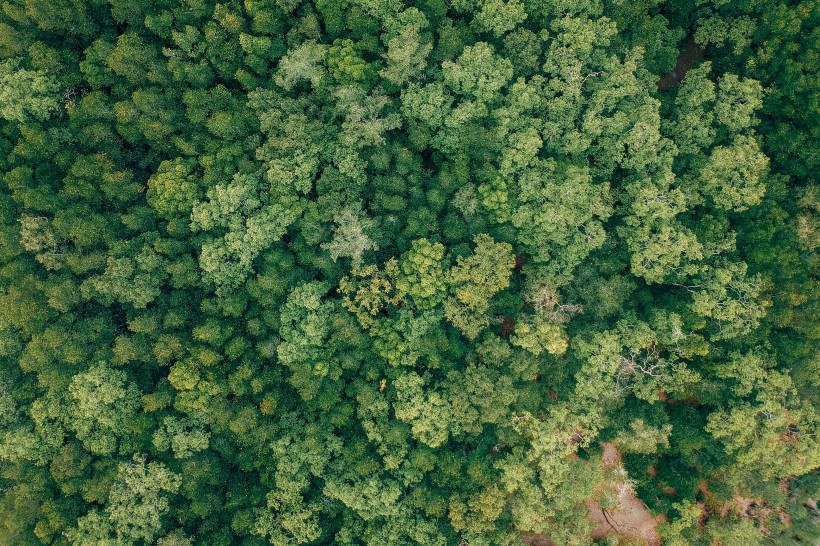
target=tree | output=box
[327,39,373,85]
[323,474,403,521]
[510,314,568,356]
[18,215,62,270]
[442,42,513,103]
[190,173,301,292]
[83,244,169,309]
[67,456,181,544]
[689,261,768,340]
[0,58,61,123]
[274,40,327,90]
[339,260,403,328]
[394,238,447,310]
[334,86,402,148]
[472,0,527,37]
[253,414,341,545]
[511,161,612,283]
[612,419,672,455]
[699,135,769,211]
[67,363,141,456]
[667,62,718,158]
[146,159,201,219]
[393,371,452,447]
[705,351,820,481]
[715,73,763,132]
[380,8,432,86]
[152,416,211,459]
[322,201,379,268]
[277,282,343,404]
[444,234,515,339]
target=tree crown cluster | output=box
[0,0,818,544]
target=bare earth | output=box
[587,443,662,546]
[523,443,662,546]
[657,37,706,90]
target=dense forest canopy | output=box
[0,0,818,544]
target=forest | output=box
[0,0,818,544]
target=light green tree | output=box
[67,363,141,455]
[393,371,452,447]
[191,173,300,292]
[395,238,447,310]
[472,0,527,37]
[146,158,201,219]
[444,234,515,339]
[275,41,327,90]
[442,42,513,103]
[152,415,211,458]
[380,8,432,86]
[321,201,379,268]
[699,135,769,211]
[106,457,182,543]
[0,58,61,122]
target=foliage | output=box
[0,0,817,544]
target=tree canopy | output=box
[0,0,817,544]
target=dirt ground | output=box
[587,443,662,546]
[657,37,706,90]
[521,533,556,546]
[522,443,662,546]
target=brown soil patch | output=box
[588,443,662,546]
[657,37,706,90]
[601,442,622,467]
[521,533,556,546]
[588,497,663,546]
[569,429,586,446]
[658,389,702,407]
[500,315,516,339]
[519,444,663,545]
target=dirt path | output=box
[521,533,556,546]
[523,443,662,546]
[587,443,662,546]
[657,37,706,90]
[588,490,663,545]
